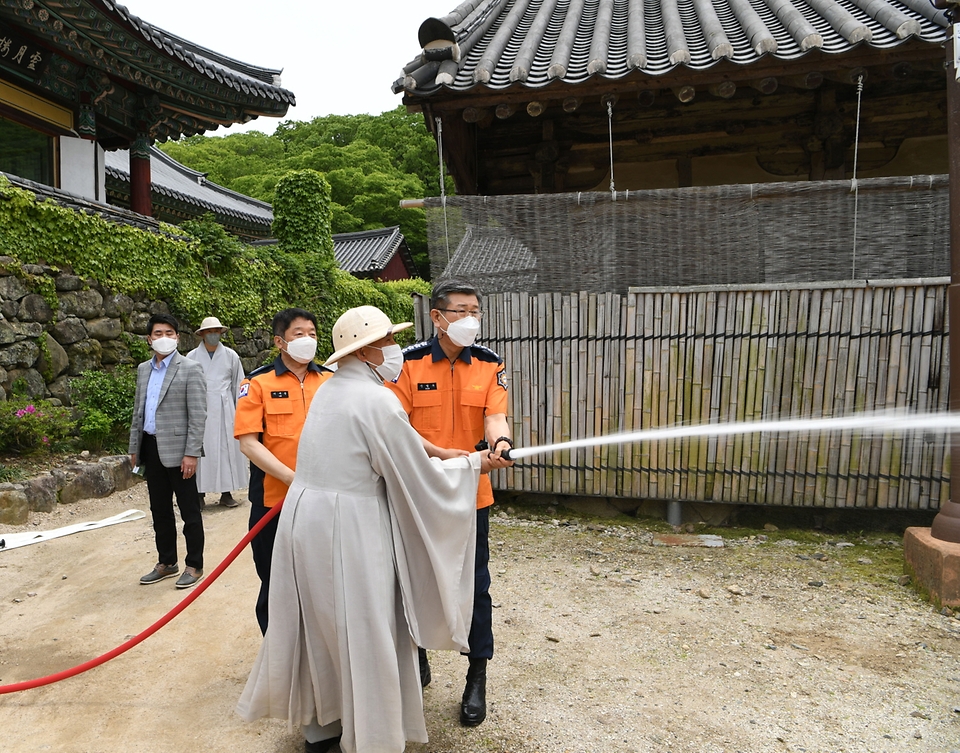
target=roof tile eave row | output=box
[103,167,272,228]
[102,0,295,107]
[401,0,948,97]
[409,36,943,96]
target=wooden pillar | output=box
[536,120,560,192]
[677,157,693,188]
[932,28,960,542]
[428,107,478,195]
[812,86,846,180]
[129,133,152,217]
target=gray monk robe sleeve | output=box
[371,406,481,652]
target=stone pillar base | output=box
[903,527,960,608]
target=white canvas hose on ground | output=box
[0,509,145,552]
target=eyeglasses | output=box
[437,308,483,320]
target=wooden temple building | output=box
[0,0,294,218]
[391,1,958,516]
[394,0,948,194]
[102,145,275,240]
[329,226,418,281]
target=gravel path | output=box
[2,485,959,752]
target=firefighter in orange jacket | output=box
[386,279,513,728]
[234,308,332,635]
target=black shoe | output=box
[460,658,487,726]
[418,646,432,688]
[197,494,206,510]
[304,734,341,753]
[219,492,240,508]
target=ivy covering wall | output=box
[0,171,429,360]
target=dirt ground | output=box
[2,481,960,753]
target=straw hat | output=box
[195,316,228,334]
[324,306,412,366]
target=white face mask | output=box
[203,333,221,347]
[370,344,404,382]
[150,336,178,356]
[443,316,481,348]
[283,336,318,364]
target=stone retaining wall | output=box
[0,257,276,404]
[0,455,140,524]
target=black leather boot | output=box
[418,646,432,688]
[459,658,487,726]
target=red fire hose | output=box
[0,500,283,695]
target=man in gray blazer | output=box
[129,313,208,589]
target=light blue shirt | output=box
[143,352,175,435]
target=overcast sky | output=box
[125,0,450,135]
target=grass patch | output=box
[0,462,26,483]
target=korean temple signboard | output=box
[0,24,49,78]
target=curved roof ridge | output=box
[146,147,274,211]
[102,1,295,103]
[103,147,273,227]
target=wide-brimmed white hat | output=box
[195,316,228,334]
[324,306,412,366]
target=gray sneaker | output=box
[175,567,203,589]
[140,563,179,585]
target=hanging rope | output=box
[436,116,451,264]
[607,100,616,199]
[851,74,864,280]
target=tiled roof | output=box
[1,171,171,235]
[104,147,274,229]
[441,226,538,288]
[252,227,417,277]
[101,0,295,106]
[332,226,416,277]
[397,0,948,94]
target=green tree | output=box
[161,131,286,188]
[158,107,445,276]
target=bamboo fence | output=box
[471,279,951,510]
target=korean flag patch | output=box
[497,370,508,391]
[238,383,250,399]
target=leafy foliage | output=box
[0,174,429,353]
[159,107,449,276]
[122,332,151,363]
[274,170,334,260]
[72,368,137,452]
[0,397,74,454]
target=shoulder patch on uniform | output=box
[402,341,432,360]
[497,370,508,391]
[471,345,503,364]
[238,383,250,399]
[247,363,273,378]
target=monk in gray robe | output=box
[236,305,509,753]
[186,316,248,508]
